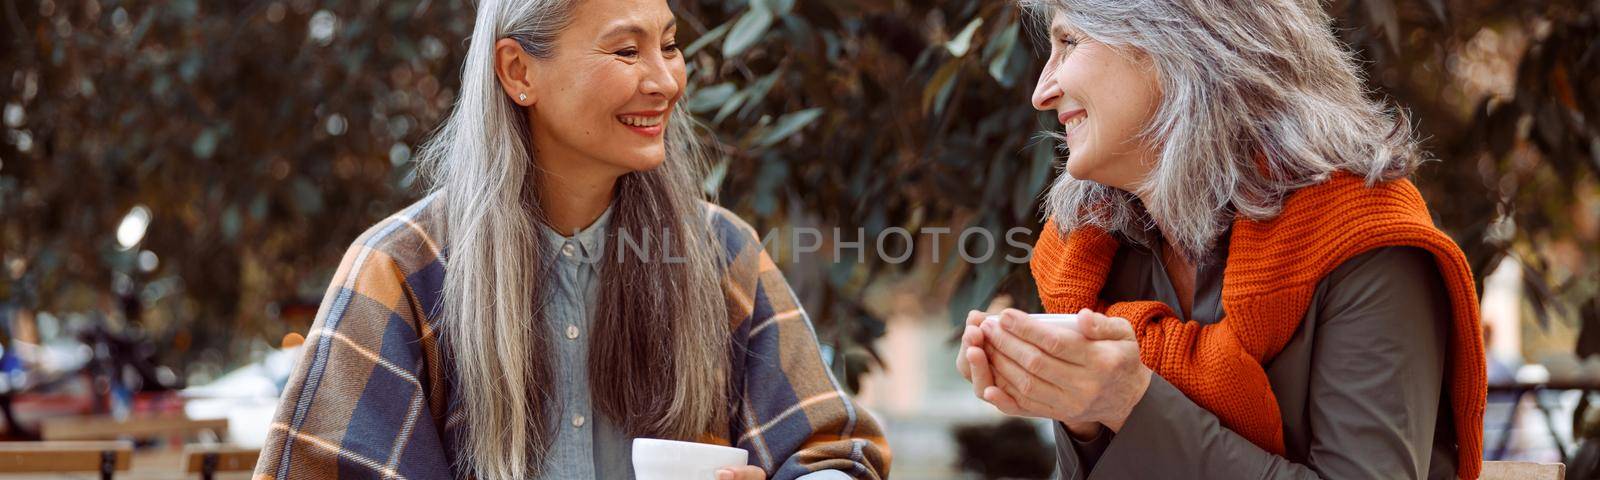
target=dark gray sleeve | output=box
[1076,247,1450,479]
[1299,247,1451,479]
[1053,422,1112,480]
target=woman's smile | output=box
[618,108,667,137]
[1059,109,1087,138]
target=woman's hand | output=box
[956,309,988,386]
[960,305,1100,438]
[973,308,1152,432]
[957,296,1013,385]
[716,465,766,479]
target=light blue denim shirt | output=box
[536,206,852,480]
[536,206,637,479]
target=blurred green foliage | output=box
[1,0,472,377]
[1327,0,1600,333]
[1,0,1597,384]
[674,1,1054,379]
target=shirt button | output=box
[565,324,580,340]
[572,415,586,428]
[561,243,576,257]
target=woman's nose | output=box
[639,55,680,99]
[1032,69,1062,112]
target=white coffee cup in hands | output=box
[983,313,1080,331]
[631,438,750,480]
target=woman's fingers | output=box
[982,386,1029,417]
[958,311,989,382]
[958,310,988,381]
[986,342,1068,397]
[966,346,996,399]
[966,309,988,328]
[1000,309,1095,366]
[999,382,1060,419]
[984,312,1089,369]
[963,324,986,349]
[1078,309,1136,341]
[715,465,766,480]
[957,327,975,380]
[968,306,1142,426]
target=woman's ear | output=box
[494,38,536,107]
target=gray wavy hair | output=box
[1023,0,1424,259]
[418,0,730,477]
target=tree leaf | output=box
[756,107,825,148]
[702,158,729,195]
[688,83,738,114]
[712,88,749,124]
[192,128,220,159]
[987,22,1019,87]
[735,71,783,119]
[723,7,775,58]
[767,0,796,16]
[1014,140,1054,220]
[1362,0,1401,54]
[923,59,962,116]
[685,22,730,58]
[946,18,984,58]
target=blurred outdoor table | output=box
[0,445,255,479]
[40,414,227,442]
[1488,379,1600,462]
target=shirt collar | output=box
[541,205,613,262]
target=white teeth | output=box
[619,114,663,127]
[1063,115,1086,132]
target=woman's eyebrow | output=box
[598,19,677,41]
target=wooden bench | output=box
[1483,461,1567,480]
[183,444,258,480]
[0,441,132,479]
[40,414,228,443]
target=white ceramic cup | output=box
[983,313,1080,331]
[631,438,750,480]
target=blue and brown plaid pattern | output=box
[253,195,890,479]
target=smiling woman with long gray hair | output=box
[251,0,888,478]
[958,0,1487,478]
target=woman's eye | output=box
[615,47,639,58]
[1054,35,1080,59]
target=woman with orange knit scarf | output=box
[955,0,1488,478]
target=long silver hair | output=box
[1024,0,1423,259]
[417,0,730,477]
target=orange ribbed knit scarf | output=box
[1031,174,1486,478]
